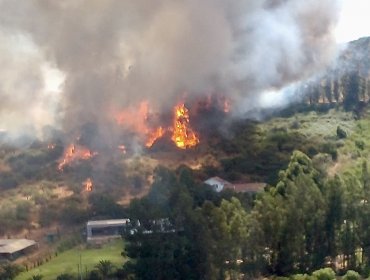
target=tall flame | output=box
[145,127,165,148]
[171,103,199,149]
[58,144,97,170]
[83,178,93,192]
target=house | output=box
[86,219,130,242]
[224,182,266,193]
[204,177,266,193]
[204,176,234,192]
[0,239,37,260]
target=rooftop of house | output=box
[87,219,130,227]
[204,176,266,193]
[224,182,266,193]
[204,176,233,186]
[0,239,37,254]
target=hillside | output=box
[3,37,370,280]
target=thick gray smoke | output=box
[0,0,340,142]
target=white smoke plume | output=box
[0,0,340,142]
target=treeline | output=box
[121,151,370,279]
[295,37,370,114]
[301,72,370,112]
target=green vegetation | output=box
[0,263,24,280]
[16,240,124,280]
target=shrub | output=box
[342,270,361,280]
[321,143,338,161]
[56,273,76,280]
[312,268,336,280]
[337,125,347,139]
[355,139,365,150]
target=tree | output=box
[323,176,344,260]
[247,151,329,275]
[343,72,362,111]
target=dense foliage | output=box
[120,150,370,279]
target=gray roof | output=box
[0,239,37,254]
[87,219,130,227]
[204,176,232,186]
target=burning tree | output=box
[171,103,199,149]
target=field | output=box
[16,240,125,280]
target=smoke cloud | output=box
[0,0,340,142]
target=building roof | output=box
[204,176,232,186]
[0,239,36,254]
[224,182,266,193]
[87,219,130,227]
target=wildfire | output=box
[83,178,93,192]
[171,103,199,149]
[58,144,97,171]
[145,127,165,148]
[115,101,149,133]
[114,101,202,149]
[114,101,164,148]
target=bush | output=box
[355,139,365,150]
[312,268,336,280]
[337,126,347,139]
[321,143,338,161]
[56,273,76,280]
[342,270,361,280]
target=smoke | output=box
[0,29,64,141]
[0,0,340,143]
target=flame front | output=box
[145,127,165,147]
[58,144,97,170]
[83,178,93,191]
[171,103,199,149]
[115,100,203,149]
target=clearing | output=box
[16,239,124,280]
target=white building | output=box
[86,219,130,242]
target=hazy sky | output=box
[336,0,370,43]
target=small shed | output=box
[0,239,37,260]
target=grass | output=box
[16,239,125,280]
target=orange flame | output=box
[145,127,165,148]
[115,101,149,133]
[114,101,165,148]
[58,144,97,171]
[83,178,93,192]
[115,101,202,149]
[171,103,199,149]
